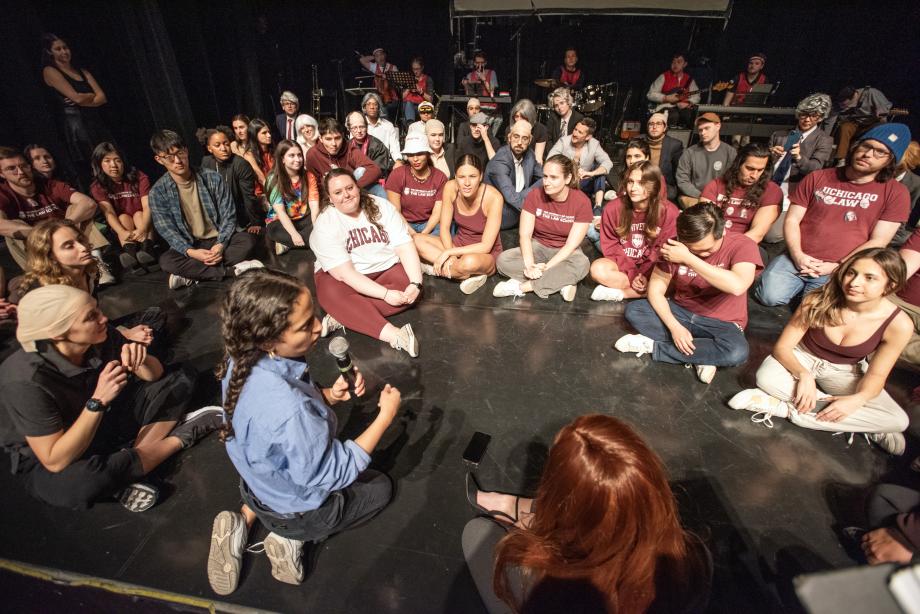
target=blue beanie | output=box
[856,123,911,163]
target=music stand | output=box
[386,71,418,128]
[741,83,773,107]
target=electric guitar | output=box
[651,81,734,113]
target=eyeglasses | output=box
[647,121,666,127]
[854,143,891,159]
[474,62,486,67]
[157,150,188,163]
[1,163,30,174]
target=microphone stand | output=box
[508,2,541,102]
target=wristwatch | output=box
[410,281,423,290]
[85,398,109,413]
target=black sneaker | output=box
[170,406,225,449]
[116,482,159,512]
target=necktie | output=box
[560,119,567,136]
[287,118,293,140]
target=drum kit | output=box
[533,77,616,127]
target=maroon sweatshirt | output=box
[305,140,381,189]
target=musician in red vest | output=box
[646,52,699,128]
[359,48,399,120]
[462,51,500,116]
[551,48,586,91]
[723,52,768,107]
[401,56,434,123]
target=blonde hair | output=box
[20,219,98,295]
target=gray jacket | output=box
[547,136,613,174]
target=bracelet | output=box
[383,289,389,300]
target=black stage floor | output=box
[0,234,917,613]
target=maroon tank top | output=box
[801,307,901,364]
[452,186,502,258]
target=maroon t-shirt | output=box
[700,177,782,235]
[898,227,920,307]
[523,188,593,248]
[658,232,763,328]
[90,171,151,217]
[384,165,447,223]
[599,197,679,281]
[0,179,74,224]
[792,168,910,262]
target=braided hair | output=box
[215,268,308,441]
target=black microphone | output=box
[328,336,358,397]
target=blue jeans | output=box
[409,220,453,236]
[754,253,830,307]
[366,183,388,199]
[579,175,606,198]
[586,205,603,252]
[403,101,419,121]
[624,299,749,366]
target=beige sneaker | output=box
[275,242,290,256]
[389,323,419,357]
[868,432,906,456]
[560,284,577,302]
[321,314,344,337]
[207,511,247,595]
[263,532,305,585]
[459,274,487,295]
[694,365,717,384]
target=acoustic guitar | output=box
[651,81,734,113]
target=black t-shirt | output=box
[0,325,127,447]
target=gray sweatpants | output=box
[755,346,909,434]
[496,239,589,298]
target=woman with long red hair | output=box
[462,414,711,613]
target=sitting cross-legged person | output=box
[729,248,912,455]
[309,169,423,357]
[414,154,503,295]
[384,134,447,235]
[0,285,223,511]
[755,124,911,307]
[892,227,920,385]
[547,117,612,209]
[493,154,591,302]
[305,118,384,199]
[263,140,319,255]
[198,127,263,236]
[484,120,543,230]
[148,130,262,290]
[590,161,679,302]
[616,202,763,384]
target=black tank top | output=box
[49,67,93,107]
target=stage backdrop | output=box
[452,0,730,18]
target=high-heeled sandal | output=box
[465,471,518,524]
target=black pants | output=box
[158,233,257,281]
[241,470,392,543]
[14,368,194,509]
[462,517,512,614]
[868,483,920,529]
[266,217,311,248]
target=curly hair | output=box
[721,142,773,207]
[19,219,98,295]
[215,269,308,442]
[319,168,384,233]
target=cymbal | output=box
[534,78,561,89]
[345,87,376,95]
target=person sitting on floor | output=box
[699,142,782,244]
[0,146,115,285]
[729,248,912,455]
[198,127,263,236]
[484,120,543,230]
[493,154,591,302]
[263,140,319,255]
[893,227,920,379]
[385,134,447,235]
[414,154,503,295]
[645,113,684,202]
[147,130,262,290]
[206,269,400,594]
[346,111,395,180]
[675,113,737,209]
[590,161,679,303]
[25,143,81,190]
[462,414,711,613]
[458,112,500,163]
[547,116,612,209]
[89,141,158,276]
[0,285,223,512]
[247,118,275,188]
[616,202,762,384]
[850,479,920,566]
[426,120,458,180]
[304,118,384,199]
[755,124,911,308]
[294,113,319,157]
[309,169,423,357]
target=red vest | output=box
[374,63,397,104]
[469,69,497,110]
[404,74,429,104]
[732,72,767,105]
[661,71,692,95]
[560,68,582,88]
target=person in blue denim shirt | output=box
[206,269,401,595]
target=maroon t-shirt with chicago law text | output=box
[384,165,447,223]
[700,177,782,235]
[599,197,679,281]
[898,227,920,307]
[0,179,74,225]
[523,187,593,248]
[792,168,909,262]
[89,171,151,217]
[658,232,763,328]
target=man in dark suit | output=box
[645,112,683,201]
[764,93,835,242]
[484,120,543,229]
[546,87,584,151]
[275,91,301,141]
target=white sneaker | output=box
[96,258,116,286]
[321,314,344,337]
[233,259,265,276]
[207,511,248,595]
[695,365,717,384]
[613,334,654,357]
[168,273,195,290]
[868,432,906,456]
[590,285,624,302]
[389,323,419,357]
[263,532,305,585]
[493,278,524,298]
[275,242,290,256]
[459,274,487,295]
[728,388,791,428]
[420,263,436,276]
[560,284,577,302]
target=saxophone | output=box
[312,64,322,117]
